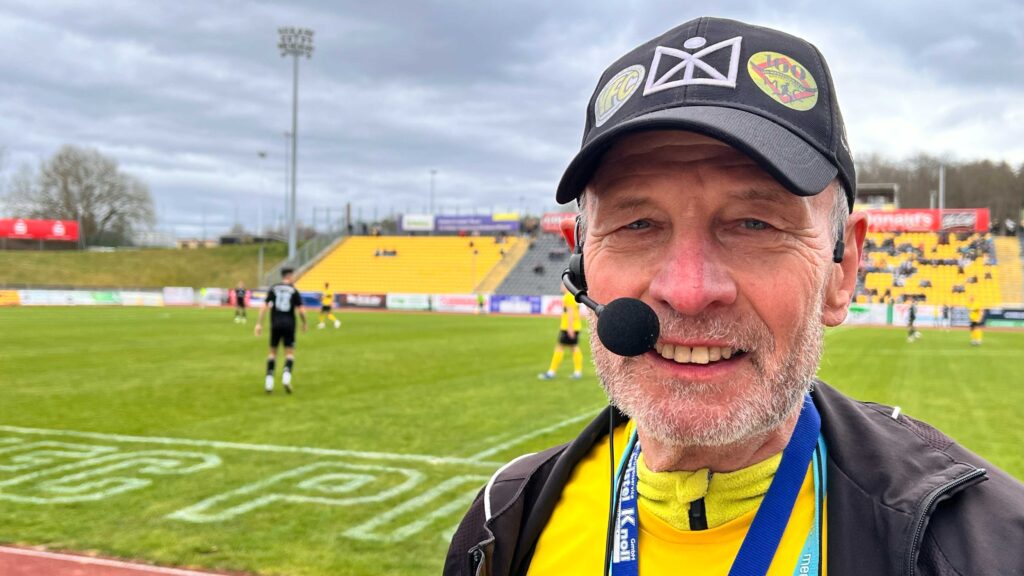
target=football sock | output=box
[573,348,583,373]
[285,357,294,374]
[548,349,564,374]
[266,357,275,376]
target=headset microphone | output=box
[561,270,660,357]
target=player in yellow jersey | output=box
[317,282,341,329]
[538,284,584,380]
[968,296,985,346]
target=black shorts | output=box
[558,330,579,346]
[321,305,332,312]
[969,321,982,329]
[236,303,246,310]
[271,325,296,348]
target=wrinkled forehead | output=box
[587,130,792,203]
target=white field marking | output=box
[344,475,488,542]
[466,410,598,462]
[0,545,226,575]
[0,451,221,504]
[0,441,118,472]
[0,425,501,468]
[167,462,423,523]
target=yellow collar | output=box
[635,445,782,531]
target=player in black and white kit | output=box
[233,281,248,323]
[254,268,307,394]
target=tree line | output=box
[2,145,154,246]
[857,153,1023,226]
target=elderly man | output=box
[444,16,1024,576]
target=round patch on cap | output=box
[594,64,645,127]
[746,51,818,111]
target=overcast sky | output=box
[1,0,1022,239]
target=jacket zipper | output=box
[689,497,708,530]
[904,467,986,576]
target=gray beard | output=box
[590,285,826,449]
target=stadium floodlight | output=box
[278,27,314,262]
[430,169,437,215]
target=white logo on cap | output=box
[644,36,743,95]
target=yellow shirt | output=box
[321,291,334,307]
[561,292,582,331]
[528,421,826,575]
[969,304,983,323]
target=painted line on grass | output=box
[0,425,501,468]
[0,546,227,575]
[466,410,598,462]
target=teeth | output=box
[674,346,691,363]
[654,344,737,365]
[691,347,709,364]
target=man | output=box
[906,299,920,342]
[968,296,985,346]
[233,281,248,323]
[318,281,341,329]
[255,267,306,394]
[445,17,1024,576]
[538,283,583,380]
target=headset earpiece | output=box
[832,226,845,264]
[567,215,588,291]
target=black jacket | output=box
[444,381,1024,576]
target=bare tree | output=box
[5,145,155,245]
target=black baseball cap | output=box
[556,17,855,208]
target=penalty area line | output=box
[466,410,600,462]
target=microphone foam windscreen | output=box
[597,298,660,357]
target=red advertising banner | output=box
[0,219,80,241]
[541,212,576,234]
[866,209,989,233]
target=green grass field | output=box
[0,244,287,288]
[1,307,1022,575]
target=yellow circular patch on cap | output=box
[747,51,818,111]
[594,64,645,127]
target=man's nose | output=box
[647,235,737,316]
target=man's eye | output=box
[741,219,771,231]
[625,220,650,230]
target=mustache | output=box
[654,311,775,354]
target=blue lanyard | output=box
[610,395,823,576]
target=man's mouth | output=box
[653,342,746,365]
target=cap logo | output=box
[594,64,646,127]
[746,51,818,111]
[643,35,743,96]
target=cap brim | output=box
[556,106,838,204]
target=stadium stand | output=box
[855,231,1003,306]
[994,236,1024,304]
[494,234,570,296]
[295,235,522,294]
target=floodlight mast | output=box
[277,27,314,263]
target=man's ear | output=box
[823,211,868,326]
[560,217,577,251]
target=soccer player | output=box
[968,296,985,346]
[254,268,307,394]
[906,300,920,342]
[538,283,583,380]
[233,281,248,323]
[318,282,341,329]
